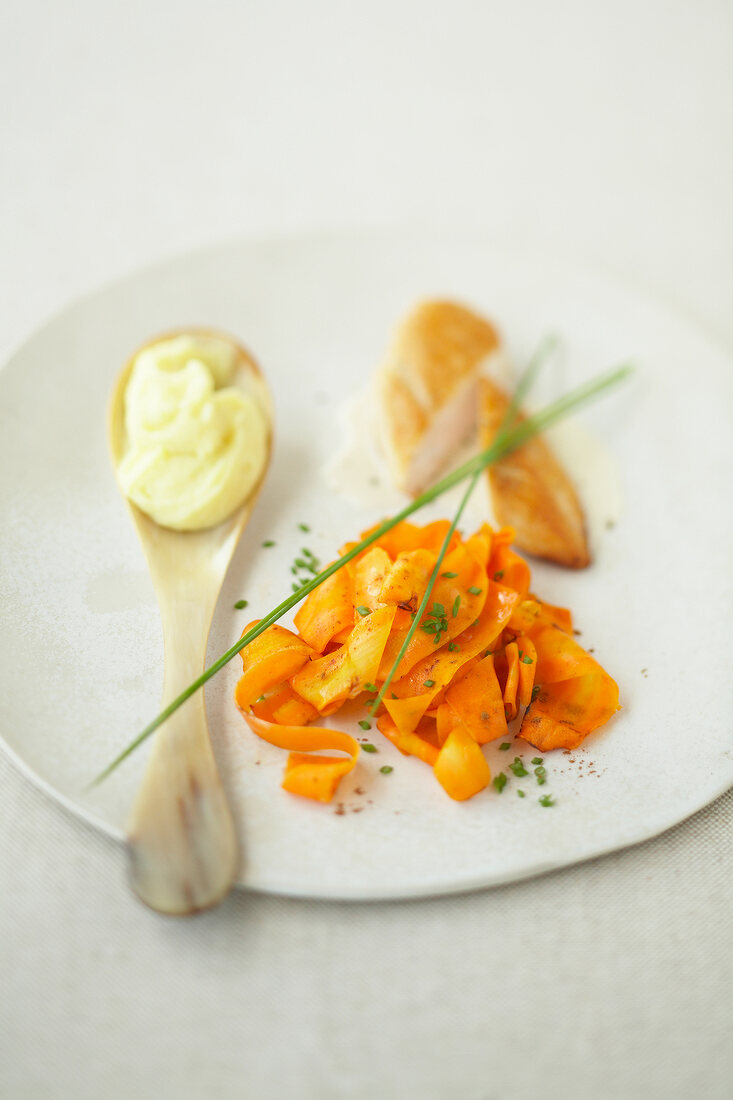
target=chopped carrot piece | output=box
[433,725,492,800]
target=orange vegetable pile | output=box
[235,520,620,804]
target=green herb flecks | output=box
[422,602,449,646]
[493,772,508,793]
[233,599,249,610]
[380,765,393,775]
[509,757,528,777]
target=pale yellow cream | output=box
[117,334,269,530]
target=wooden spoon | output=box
[108,329,273,915]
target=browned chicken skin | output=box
[379,300,591,569]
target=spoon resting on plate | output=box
[108,329,273,915]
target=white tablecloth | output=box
[2,2,731,1097]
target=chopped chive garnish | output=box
[295,558,308,568]
[421,602,449,645]
[356,606,371,617]
[291,582,300,592]
[517,789,526,798]
[262,540,276,548]
[441,571,458,578]
[362,743,377,753]
[452,595,460,617]
[531,685,541,702]
[468,586,482,596]
[307,563,318,574]
[302,547,314,559]
[493,772,507,793]
[531,757,543,765]
[358,720,371,731]
[534,766,547,785]
[539,795,555,807]
[363,682,378,693]
[509,757,528,777]
[390,692,398,699]
[423,679,435,688]
[499,742,511,751]
[521,655,534,664]
[365,698,376,707]
[493,570,504,581]
[448,642,460,652]
[233,599,249,610]
[379,765,393,775]
[290,566,298,575]
[255,695,266,703]
[298,523,310,532]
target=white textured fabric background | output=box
[1,2,732,1098]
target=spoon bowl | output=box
[108,329,273,915]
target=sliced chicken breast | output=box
[378,300,501,496]
[479,377,591,569]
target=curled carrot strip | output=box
[488,526,531,599]
[516,635,537,709]
[242,713,359,803]
[444,654,508,745]
[353,547,392,622]
[293,565,354,653]
[291,605,396,711]
[378,548,437,607]
[376,713,439,766]
[234,622,314,711]
[502,641,520,721]
[251,685,319,727]
[518,626,619,751]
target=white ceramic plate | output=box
[1,230,731,900]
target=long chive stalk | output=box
[91,358,633,786]
[369,336,553,713]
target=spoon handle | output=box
[126,592,238,915]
